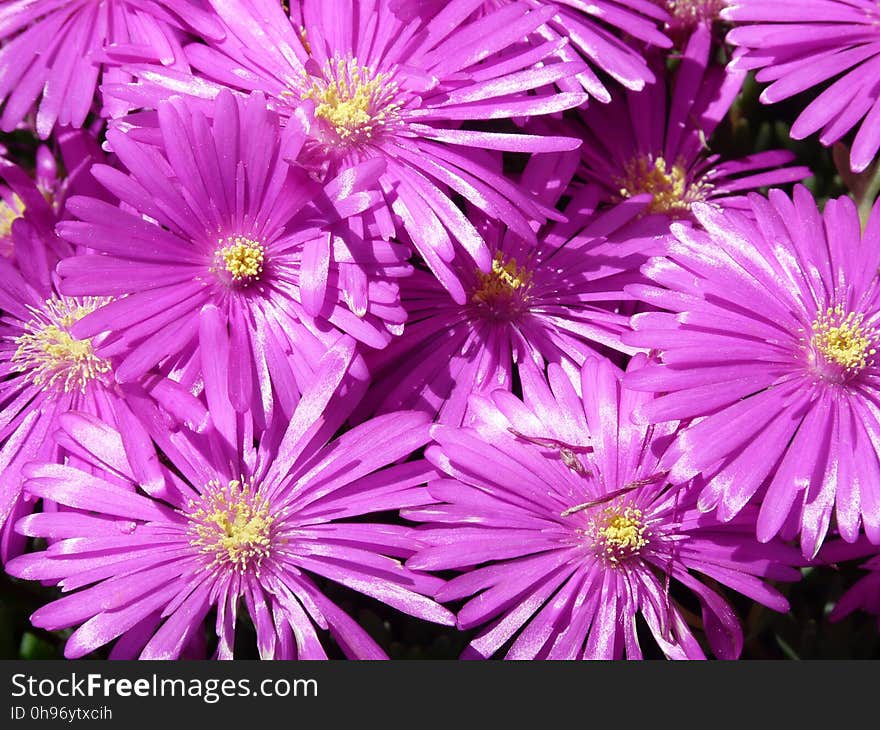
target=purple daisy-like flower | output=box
[357,155,665,426]
[624,187,880,558]
[7,339,453,659]
[724,0,880,173]
[575,25,809,219]
[405,356,800,659]
[392,0,673,99]
[106,0,590,298]
[57,89,408,425]
[0,0,222,138]
[0,202,204,563]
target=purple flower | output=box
[819,539,880,628]
[7,339,453,659]
[0,128,109,261]
[392,0,673,99]
[356,156,665,426]
[724,0,880,173]
[575,25,809,219]
[0,199,204,563]
[624,187,880,558]
[0,0,222,138]
[0,172,29,260]
[829,555,880,627]
[105,0,590,296]
[405,356,800,659]
[57,90,408,426]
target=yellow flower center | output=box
[0,194,25,254]
[217,236,265,282]
[811,306,876,375]
[471,252,533,317]
[588,506,649,565]
[12,297,112,393]
[617,155,709,217]
[189,478,274,575]
[666,0,725,25]
[303,57,401,146]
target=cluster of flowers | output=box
[1,0,880,660]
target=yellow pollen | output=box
[616,155,709,216]
[811,305,876,374]
[0,193,25,254]
[12,297,112,393]
[588,506,649,565]
[217,236,265,282]
[303,57,401,145]
[189,479,274,575]
[666,0,725,24]
[471,252,533,308]
[299,26,311,54]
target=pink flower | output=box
[405,356,801,659]
[0,0,222,137]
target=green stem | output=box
[858,159,880,229]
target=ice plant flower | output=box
[357,156,666,425]
[405,356,800,659]
[7,339,454,659]
[0,213,204,563]
[724,0,880,172]
[0,0,222,138]
[624,187,880,558]
[106,0,590,298]
[575,25,808,219]
[392,0,673,100]
[57,90,409,426]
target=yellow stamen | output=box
[471,252,533,309]
[303,57,401,146]
[189,478,274,575]
[666,0,725,24]
[616,155,709,217]
[12,297,112,393]
[811,305,876,374]
[217,236,265,282]
[588,506,649,565]
[0,194,25,254]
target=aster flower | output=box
[624,186,880,558]
[575,25,808,219]
[7,338,454,659]
[0,0,222,138]
[105,0,590,298]
[0,199,205,563]
[404,356,800,659]
[391,0,673,100]
[356,154,666,426]
[724,0,880,173]
[57,89,409,426]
